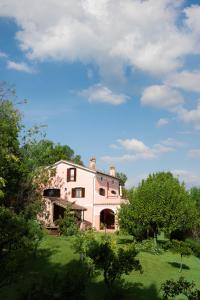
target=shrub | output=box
[55,204,79,236]
[161,277,200,299]
[136,239,163,255]
[0,206,43,287]
[20,260,92,300]
[185,238,200,258]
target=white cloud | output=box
[0,0,199,77]
[156,118,169,127]
[184,5,200,36]
[7,60,35,73]
[141,85,184,110]
[0,51,7,58]
[127,169,200,188]
[172,169,200,187]
[161,137,185,147]
[188,149,200,158]
[117,138,149,152]
[178,104,200,123]
[166,70,200,93]
[101,138,174,163]
[80,84,129,105]
[142,84,200,130]
[101,152,155,163]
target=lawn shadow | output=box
[168,262,190,270]
[87,280,161,300]
[117,238,134,245]
[125,282,162,300]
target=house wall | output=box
[42,161,124,230]
[43,162,95,226]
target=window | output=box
[99,188,105,196]
[72,187,85,198]
[111,190,117,195]
[67,168,77,182]
[43,189,60,197]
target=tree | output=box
[0,83,22,206]
[0,206,43,287]
[190,187,200,212]
[171,240,192,272]
[116,172,127,187]
[55,204,79,236]
[21,139,83,171]
[74,235,142,287]
[119,172,197,241]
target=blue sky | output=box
[0,0,200,187]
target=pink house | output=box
[39,158,127,231]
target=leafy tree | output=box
[116,172,127,187]
[0,83,22,206]
[0,206,43,287]
[21,139,83,171]
[55,204,79,236]
[119,172,197,241]
[75,235,142,287]
[171,240,192,272]
[190,187,200,211]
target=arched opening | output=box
[100,209,115,229]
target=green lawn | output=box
[1,234,200,299]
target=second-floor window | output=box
[99,188,105,196]
[72,187,85,198]
[67,168,76,182]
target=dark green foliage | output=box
[161,277,200,299]
[79,235,142,287]
[0,87,22,205]
[0,206,43,287]
[185,239,200,258]
[21,139,83,171]
[136,239,163,255]
[119,172,197,241]
[170,240,193,272]
[55,204,79,236]
[116,172,127,187]
[190,187,200,211]
[20,260,91,300]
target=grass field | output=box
[1,234,200,299]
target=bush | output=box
[20,260,92,300]
[161,277,200,299]
[136,239,163,255]
[185,239,200,258]
[55,204,79,236]
[0,206,43,287]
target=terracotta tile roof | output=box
[45,197,87,211]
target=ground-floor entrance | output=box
[100,209,115,229]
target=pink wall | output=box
[42,161,124,230]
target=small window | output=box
[67,168,77,182]
[111,190,117,195]
[72,187,85,198]
[112,180,114,184]
[101,177,103,181]
[99,188,105,196]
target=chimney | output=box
[89,157,96,171]
[109,166,116,177]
